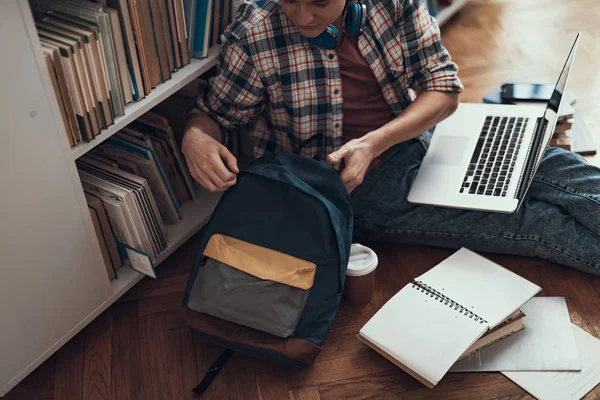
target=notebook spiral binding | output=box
[412,281,488,325]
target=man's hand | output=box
[182,124,239,192]
[327,138,377,194]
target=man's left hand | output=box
[327,138,377,194]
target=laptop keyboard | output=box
[460,116,528,197]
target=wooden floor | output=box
[6,1,600,399]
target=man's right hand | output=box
[181,123,239,192]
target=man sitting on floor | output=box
[182,0,600,276]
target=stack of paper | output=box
[503,325,600,400]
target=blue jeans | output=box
[350,130,600,276]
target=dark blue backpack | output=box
[183,142,353,395]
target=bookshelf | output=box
[71,47,221,159]
[0,0,225,396]
[435,0,469,27]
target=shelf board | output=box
[435,0,469,26]
[71,46,221,160]
[109,186,222,299]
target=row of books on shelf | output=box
[81,81,206,281]
[36,0,240,148]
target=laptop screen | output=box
[535,34,580,167]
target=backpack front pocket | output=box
[187,234,316,338]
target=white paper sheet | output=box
[450,297,581,372]
[502,325,600,400]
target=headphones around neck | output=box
[308,1,367,49]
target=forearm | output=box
[361,91,460,157]
[184,112,222,143]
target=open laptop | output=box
[408,33,580,213]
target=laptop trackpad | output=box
[428,136,471,166]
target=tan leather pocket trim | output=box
[203,234,316,290]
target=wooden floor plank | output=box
[138,313,170,400]
[111,302,141,400]
[165,327,198,400]
[289,386,321,400]
[256,373,291,400]
[82,309,113,400]
[53,331,84,400]
[316,370,530,400]
[225,354,261,400]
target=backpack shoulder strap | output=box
[192,349,236,396]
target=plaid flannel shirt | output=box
[192,0,464,159]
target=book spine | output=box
[412,281,488,324]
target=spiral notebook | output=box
[357,248,541,388]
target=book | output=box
[137,110,198,201]
[40,0,126,116]
[104,7,134,104]
[357,248,541,388]
[105,0,146,100]
[148,0,172,82]
[85,192,123,279]
[191,0,214,59]
[93,143,181,224]
[183,0,197,53]
[42,51,77,147]
[78,157,167,261]
[40,40,92,141]
[38,31,100,139]
[459,309,525,359]
[173,0,190,65]
[569,113,596,156]
[41,13,114,127]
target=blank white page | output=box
[416,248,541,328]
[450,297,581,372]
[359,283,488,386]
[503,325,600,400]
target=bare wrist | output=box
[360,129,388,158]
[185,112,222,143]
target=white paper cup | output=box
[344,244,378,306]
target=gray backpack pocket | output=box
[187,234,316,338]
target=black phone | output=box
[500,83,555,102]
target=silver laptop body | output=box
[408,34,580,213]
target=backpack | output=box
[182,142,353,395]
